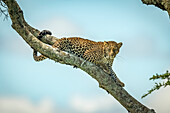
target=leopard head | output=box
[103,41,122,60]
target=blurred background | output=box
[0,0,170,113]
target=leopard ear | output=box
[104,41,108,46]
[117,42,123,49]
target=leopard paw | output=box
[39,30,52,36]
[37,30,52,40]
[110,73,125,87]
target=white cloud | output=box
[69,94,124,113]
[168,68,170,72]
[145,87,170,113]
[38,16,83,37]
[0,95,124,113]
[0,97,55,113]
[4,93,170,113]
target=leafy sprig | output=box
[142,70,170,98]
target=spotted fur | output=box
[33,31,124,86]
[34,37,122,71]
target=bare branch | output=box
[2,0,156,112]
[0,0,8,20]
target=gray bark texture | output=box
[2,0,156,112]
[142,0,170,16]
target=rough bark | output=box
[2,0,156,112]
[142,0,170,16]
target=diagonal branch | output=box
[2,0,156,112]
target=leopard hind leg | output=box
[33,30,52,62]
[33,50,47,62]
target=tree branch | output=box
[2,0,156,112]
[142,0,170,16]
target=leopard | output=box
[33,30,124,87]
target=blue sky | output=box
[0,0,170,113]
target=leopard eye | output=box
[114,49,118,54]
[114,46,117,49]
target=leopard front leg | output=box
[108,67,125,87]
[101,64,125,87]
